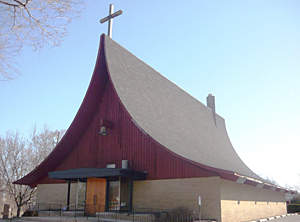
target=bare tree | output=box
[0,125,65,217]
[0,131,35,217]
[29,124,65,167]
[263,176,279,186]
[0,0,86,81]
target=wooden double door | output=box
[85,177,131,214]
[86,178,106,214]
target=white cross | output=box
[100,4,123,38]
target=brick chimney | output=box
[206,94,216,125]
[206,94,215,113]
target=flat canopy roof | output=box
[48,168,147,182]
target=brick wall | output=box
[133,177,221,221]
[36,178,287,222]
[36,183,85,206]
[220,179,287,222]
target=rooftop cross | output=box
[100,4,123,38]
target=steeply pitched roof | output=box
[104,35,259,180]
[16,34,284,190]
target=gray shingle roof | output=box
[104,35,260,180]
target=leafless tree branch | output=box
[0,125,65,217]
[0,0,87,81]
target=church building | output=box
[15,34,293,222]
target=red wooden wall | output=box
[38,78,216,184]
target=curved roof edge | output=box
[14,34,297,194]
[103,35,259,181]
[14,35,109,187]
[103,35,296,193]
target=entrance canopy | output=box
[48,168,147,182]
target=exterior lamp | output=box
[99,118,114,136]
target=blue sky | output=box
[1,0,300,188]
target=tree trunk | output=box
[17,206,21,218]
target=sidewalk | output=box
[1,217,97,222]
[2,214,299,222]
[244,213,299,222]
[0,217,216,222]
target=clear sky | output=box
[1,0,299,189]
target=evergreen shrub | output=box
[287,204,300,213]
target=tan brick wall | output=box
[220,179,287,222]
[133,177,221,221]
[36,183,85,206]
[36,177,287,222]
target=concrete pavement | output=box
[0,213,299,222]
[269,214,300,222]
[245,213,299,222]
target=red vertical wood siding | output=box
[37,78,216,185]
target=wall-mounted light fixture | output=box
[99,118,114,136]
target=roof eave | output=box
[14,34,109,187]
